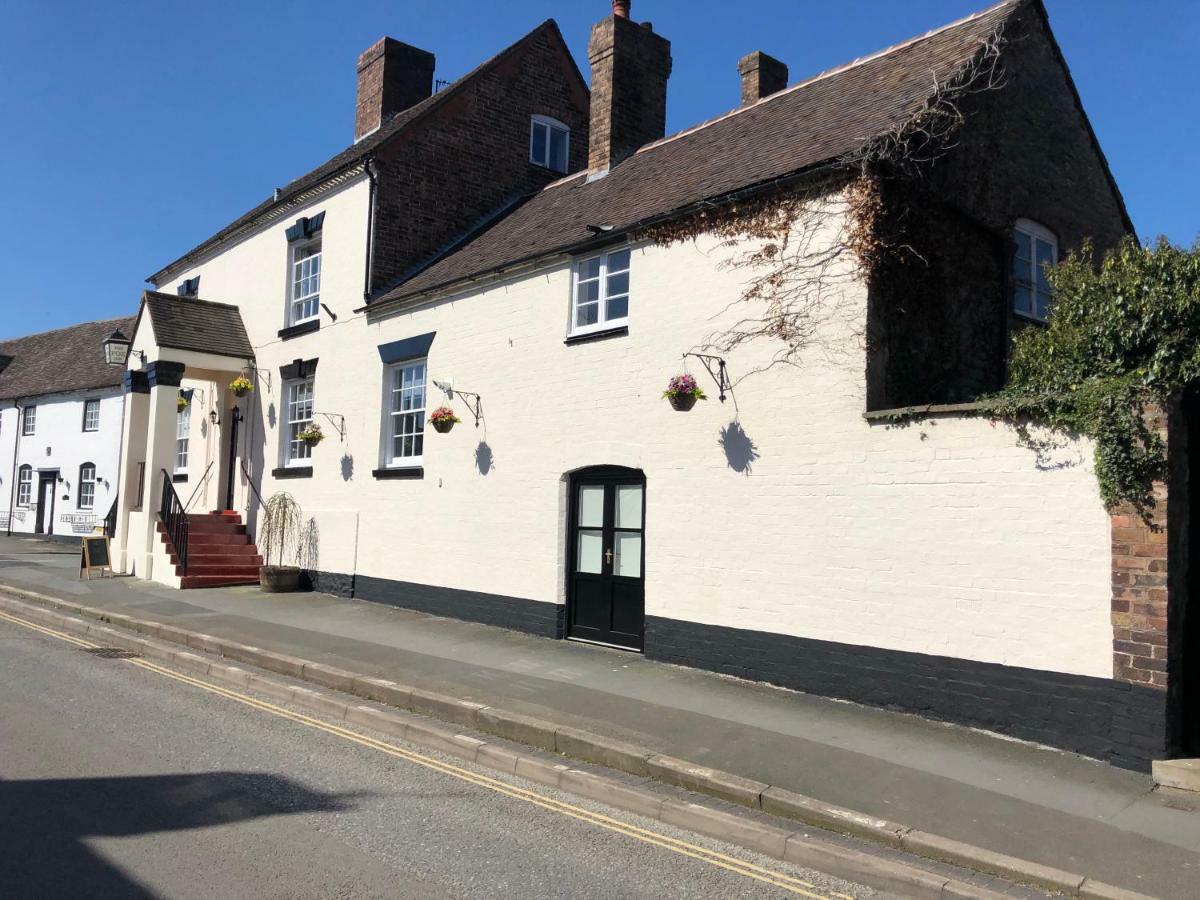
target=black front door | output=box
[567,467,645,651]
[34,472,57,535]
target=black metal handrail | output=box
[183,461,215,512]
[103,497,118,538]
[239,460,267,542]
[159,468,189,574]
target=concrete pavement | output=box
[1,534,1197,897]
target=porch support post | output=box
[114,370,149,573]
[140,361,185,580]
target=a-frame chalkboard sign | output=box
[79,535,112,580]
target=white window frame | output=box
[289,239,322,327]
[283,377,315,467]
[79,463,96,510]
[1012,219,1058,323]
[569,247,631,337]
[16,466,32,506]
[175,403,191,474]
[22,405,35,435]
[82,398,101,432]
[530,115,570,174]
[385,359,427,468]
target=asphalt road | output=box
[0,612,881,900]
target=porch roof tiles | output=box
[140,292,254,361]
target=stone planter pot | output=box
[260,565,301,593]
[668,393,698,412]
[431,418,456,434]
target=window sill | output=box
[372,466,424,480]
[564,325,629,346]
[172,473,189,483]
[1012,310,1048,326]
[272,466,313,479]
[278,319,320,340]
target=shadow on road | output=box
[0,771,360,898]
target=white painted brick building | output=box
[112,1,1187,769]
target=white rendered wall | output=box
[156,188,1114,679]
[0,391,124,537]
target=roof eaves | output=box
[370,159,849,313]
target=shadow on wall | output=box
[300,516,320,571]
[340,453,354,482]
[719,421,760,474]
[475,441,495,476]
[0,772,360,897]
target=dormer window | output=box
[530,115,569,173]
[1013,219,1058,322]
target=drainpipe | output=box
[362,157,378,300]
[6,399,23,538]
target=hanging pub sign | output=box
[79,535,113,580]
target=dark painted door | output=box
[1184,391,1200,754]
[34,472,56,535]
[567,468,645,651]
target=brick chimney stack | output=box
[737,51,788,105]
[587,0,672,175]
[355,37,436,141]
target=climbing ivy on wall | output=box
[982,238,1200,513]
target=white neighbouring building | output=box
[111,0,1198,771]
[0,316,134,541]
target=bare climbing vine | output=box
[640,27,1008,375]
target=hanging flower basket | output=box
[230,375,254,398]
[298,423,326,448]
[177,394,190,412]
[662,374,707,412]
[430,406,461,434]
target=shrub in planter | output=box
[662,374,707,412]
[429,406,462,434]
[297,423,325,448]
[259,491,304,593]
[230,375,254,398]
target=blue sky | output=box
[0,0,1194,340]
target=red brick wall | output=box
[1110,403,1174,690]
[368,25,589,295]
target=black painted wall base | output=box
[306,569,564,638]
[301,568,1164,770]
[645,616,1168,772]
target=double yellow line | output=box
[0,608,849,899]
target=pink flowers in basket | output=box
[429,406,461,433]
[663,374,707,411]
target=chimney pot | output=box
[737,50,788,105]
[355,37,436,141]
[612,0,631,17]
[587,12,672,175]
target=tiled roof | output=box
[376,0,1022,305]
[148,20,573,286]
[0,316,136,401]
[141,292,254,360]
